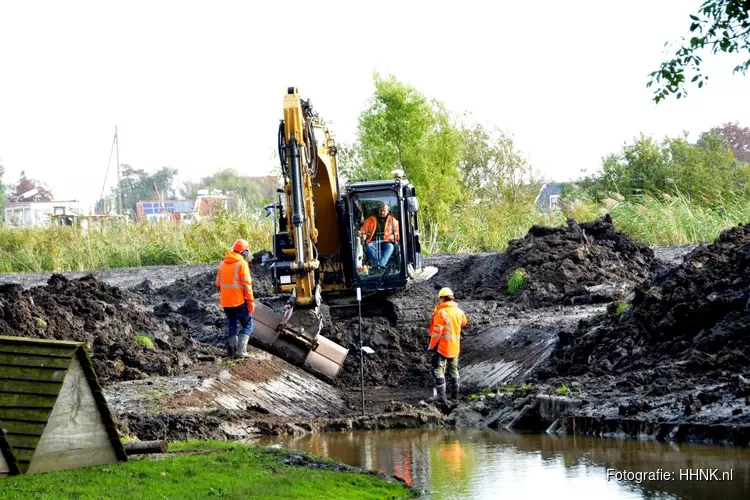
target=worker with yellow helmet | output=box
[427,287,468,404]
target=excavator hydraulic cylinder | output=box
[288,136,306,275]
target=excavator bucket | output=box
[250,302,349,382]
[409,264,439,284]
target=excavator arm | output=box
[248,88,349,382]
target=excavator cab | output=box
[338,170,436,292]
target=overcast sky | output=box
[1,0,748,207]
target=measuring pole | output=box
[357,287,365,416]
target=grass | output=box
[1,191,749,273]
[506,268,527,294]
[556,383,571,397]
[0,213,273,273]
[0,440,413,500]
[135,334,155,349]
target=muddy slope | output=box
[131,217,665,392]
[0,274,221,383]
[521,223,750,441]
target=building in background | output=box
[534,182,580,213]
[135,200,194,222]
[3,200,87,228]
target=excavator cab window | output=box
[352,191,402,279]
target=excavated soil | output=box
[489,223,750,444]
[3,215,740,444]
[541,223,750,380]
[432,214,660,307]
[0,274,222,383]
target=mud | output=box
[2,215,744,448]
[448,223,750,445]
[117,402,444,442]
[431,215,660,307]
[0,274,221,383]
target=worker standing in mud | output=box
[427,288,468,404]
[215,239,255,358]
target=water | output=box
[253,429,750,499]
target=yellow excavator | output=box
[250,87,437,382]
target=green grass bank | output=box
[0,440,414,500]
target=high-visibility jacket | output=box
[215,251,255,310]
[428,300,467,358]
[360,214,400,244]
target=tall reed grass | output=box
[1,192,748,273]
[0,214,274,273]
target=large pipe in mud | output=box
[288,135,305,274]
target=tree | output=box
[698,121,750,162]
[7,170,54,202]
[181,168,279,210]
[459,120,540,201]
[580,132,747,204]
[647,0,750,103]
[109,165,178,215]
[348,73,465,225]
[0,157,5,212]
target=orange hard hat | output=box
[232,239,249,253]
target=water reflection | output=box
[253,429,750,499]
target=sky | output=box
[1,0,749,208]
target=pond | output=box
[253,429,750,499]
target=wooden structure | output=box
[0,336,127,475]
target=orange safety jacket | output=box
[215,251,255,311]
[428,300,467,358]
[360,214,400,244]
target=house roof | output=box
[0,336,127,475]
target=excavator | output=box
[249,87,437,383]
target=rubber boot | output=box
[235,334,250,357]
[226,335,237,357]
[435,382,447,405]
[450,376,460,400]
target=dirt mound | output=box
[438,215,657,307]
[541,223,750,380]
[0,274,221,384]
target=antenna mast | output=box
[115,125,122,215]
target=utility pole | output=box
[115,125,122,215]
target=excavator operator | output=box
[360,202,400,269]
[216,238,255,358]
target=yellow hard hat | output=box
[438,287,453,298]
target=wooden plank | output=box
[28,358,119,473]
[75,349,128,462]
[0,379,62,396]
[0,450,8,474]
[26,447,116,475]
[6,434,40,450]
[0,393,57,408]
[0,409,50,422]
[0,353,72,369]
[0,336,85,348]
[0,344,78,358]
[0,366,68,383]
[13,448,35,462]
[0,421,45,436]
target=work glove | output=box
[247,302,255,316]
[427,347,435,354]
